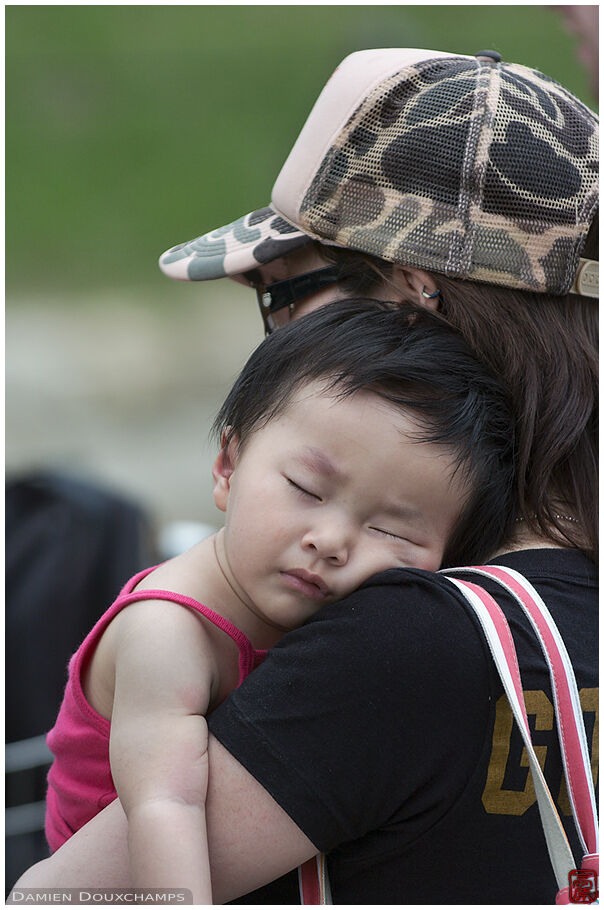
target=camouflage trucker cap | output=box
[159,48,599,297]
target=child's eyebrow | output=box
[295,446,338,476]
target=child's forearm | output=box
[127,799,212,904]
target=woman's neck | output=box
[489,525,575,560]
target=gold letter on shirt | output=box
[482,691,551,815]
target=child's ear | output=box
[212,429,239,513]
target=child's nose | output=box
[301,523,351,566]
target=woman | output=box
[15,47,597,904]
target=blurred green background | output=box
[6,5,598,527]
[6,5,598,298]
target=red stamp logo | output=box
[569,869,598,903]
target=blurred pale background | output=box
[6,5,598,531]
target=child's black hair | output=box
[213,299,516,566]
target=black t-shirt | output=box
[208,549,598,904]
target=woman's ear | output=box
[212,430,239,513]
[390,266,441,311]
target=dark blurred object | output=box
[555,5,599,99]
[6,471,155,891]
[6,472,154,740]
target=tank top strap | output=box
[113,577,267,685]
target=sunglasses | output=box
[254,265,342,334]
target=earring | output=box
[421,286,441,299]
[289,303,295,317]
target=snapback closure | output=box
[570,258,599,298]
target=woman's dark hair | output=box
[214,299,516,567]
[321,218,598,562]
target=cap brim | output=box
[158,205,311,281]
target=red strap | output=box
[298,856,323,904]
[446,572,582,896]
[448,566,598,902]
[454,580,530,731]
[471,566,598,857]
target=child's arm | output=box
[109,599,218,904]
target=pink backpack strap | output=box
[452,565,598,858]
[444,567,598,904]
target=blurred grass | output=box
[6,5,597,297]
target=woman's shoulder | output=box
[346,547,597,607]
[321,565,474,619]
[300,548,597,661]
[297,565,487,669]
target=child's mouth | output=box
[280,569,330,600]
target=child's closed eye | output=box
[370,526,408,542]
[285,477,322,501]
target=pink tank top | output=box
[45,566,267,852]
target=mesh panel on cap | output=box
[298,57,598,295]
